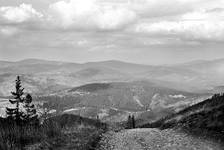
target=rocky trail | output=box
[97,128,223,150]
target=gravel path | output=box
[98,128,223,150]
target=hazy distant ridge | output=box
[0,58,224,96]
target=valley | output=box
[1,58,224,97]
[0,59,220,122]
[0,59,224,149]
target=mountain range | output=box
[1,58,224,96]
[1,58,223,121]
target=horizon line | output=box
[0,57,224,66]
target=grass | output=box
[0,123,43,149]
[0,114,107,150]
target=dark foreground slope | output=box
[0,114,107,150]
[140,93,224,143]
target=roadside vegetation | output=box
[0,76,107,150]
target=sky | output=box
[0,0,224,65]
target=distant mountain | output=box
[0,58,224,96]
[173,58,224,79]
[34,81,209,122]
[1,58,220,122]
[213,86,224,93]
[83,60,153,74]
[66,81,206,111]
[0,60,14,68]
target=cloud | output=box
[133,8,224,43]
[77,40,88,46]
[99,0,201,17]
[48,0,202,31]
[1,0,224,48]
[0,3,43,24]
[49,0,137,30]
[0,26,19,36]
[182,8,224,21]
[0,0,215,32]
[128,0,200,17]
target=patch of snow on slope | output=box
[71,91,90,96]
[152,93,159,99]
[150,93,166,109]
[63,107,86,114]
[48,109,57,114]
[98,109,109,119]
[169,94,186,98]
[0,108,5,117]
[133,95,144,107]
[110,107,118,111]
[63,108,79,113]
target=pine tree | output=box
[23,94,38,124]
[131,115,135,128]
[96,115,100,121]
[6,76,25,123]
[127,114,132,129]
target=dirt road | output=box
[98,128,223,150]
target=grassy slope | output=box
[0,114,107,150]
[140,93,224,143]
[65,81,203,111]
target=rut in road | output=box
[97,128,223,150]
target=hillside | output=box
[33,81,209,123]
[66,81,206,111]
[1,58,224,96]
[140,93,224,142]
[0,113,107,150]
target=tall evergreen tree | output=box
[6,76,24,123]
[127,114,132,129]
[23,94,38,124]
[96,115,100,121]
[131,115,135,128]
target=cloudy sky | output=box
[0,0,224,65]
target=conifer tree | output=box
[127,114,132,129]
[6,76,25,123]
[23,94,38,124]
[96,115,100,121]
[131,115,135,128]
